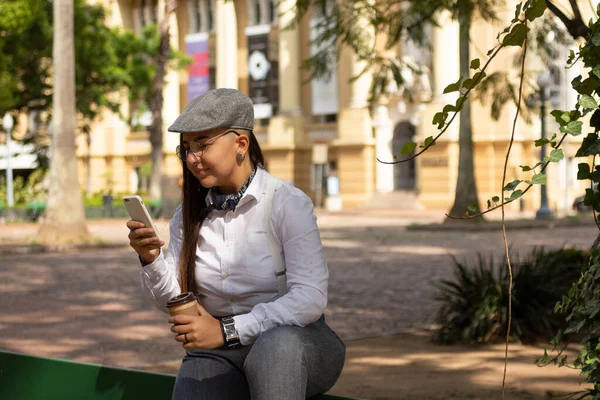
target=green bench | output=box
[0,351,356,399]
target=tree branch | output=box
[546,0,590,39]
[569,0,582,21]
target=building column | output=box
[335,21,375,207]
[277,0,301,116]
[216,0,238,89]
[416,11,458,208]
[266,0,305,185]
[429,11,459,141]
[337,46,373,142]
[372,102,394,193]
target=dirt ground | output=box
[0,214,595,399]
[141,330,585,400]
[329,332,585,400]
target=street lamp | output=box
[2,113,14,208]
[535,72,553,220]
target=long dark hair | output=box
[178,130,265,294]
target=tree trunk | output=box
[148,0,178,201]
[445,16,483,222]
[37,0,90,244]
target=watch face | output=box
[224,324,237,338]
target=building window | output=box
[248,0,277,26]
[132,0,158,35]
[188,0,215,33]
[268,0,277,24]
[206,0,214,31]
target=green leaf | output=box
[470,59,480,70]
[525,0,546,21]
[432,112,448,129]
[576,133,600,157]
[550,110,570,126]
[492,196,500,203]
[593,66,600,79]
[573,76,597,96]
[497,26,512,40]
[472,71,486,83]
[505,189,523,201]
[591,110,600,129]
[530,173,547,185]
[504,179,522,191]
[535,138,550,147]
[467,204,477,212]
[522,163,545,173]
[560,120,583,136]
[443,77,463,94]
[502,24,529,47]
[443,104,457,113]
[579,95,598,110]
[568,49,575,64]
[565,319,586,334]
[401,141,417,155]
[462,78,475,90]
[424,136,436,147]
[577,163,591,180]
[544,148,565,163]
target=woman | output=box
[127,88,346,400]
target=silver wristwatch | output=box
[220,316,241,347]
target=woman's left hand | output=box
[169,303,225,350]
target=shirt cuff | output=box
[233,313,261,346]
[139,250,166,281]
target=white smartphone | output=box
[123,195,163,242]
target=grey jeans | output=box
[172,315,346,400]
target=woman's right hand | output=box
[127,220,165,264]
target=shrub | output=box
[434,248,589,344]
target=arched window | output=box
[247,0,277,26]
[188,0,215,33]
[133,0,158,35]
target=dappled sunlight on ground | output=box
[0,218,597,399]
[2,338,96,357]
[87,325,167,341]
[330,332,584,399]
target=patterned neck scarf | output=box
[210,168,257,211]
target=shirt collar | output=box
[205,166,267,208]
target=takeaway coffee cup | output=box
[166,292,199,318]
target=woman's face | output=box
[182,128,241,189]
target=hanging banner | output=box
[186,33,210,102]
[310,18,339,115]
[246,25,273,119]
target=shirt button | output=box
[229,297,236,303]
[222,273,229,279]
[225,242,232,248]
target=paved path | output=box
[0,211,597,398]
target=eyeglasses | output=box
[176,130,240,160]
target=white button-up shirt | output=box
[140,167,328,345]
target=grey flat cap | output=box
[168,88,254,133]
